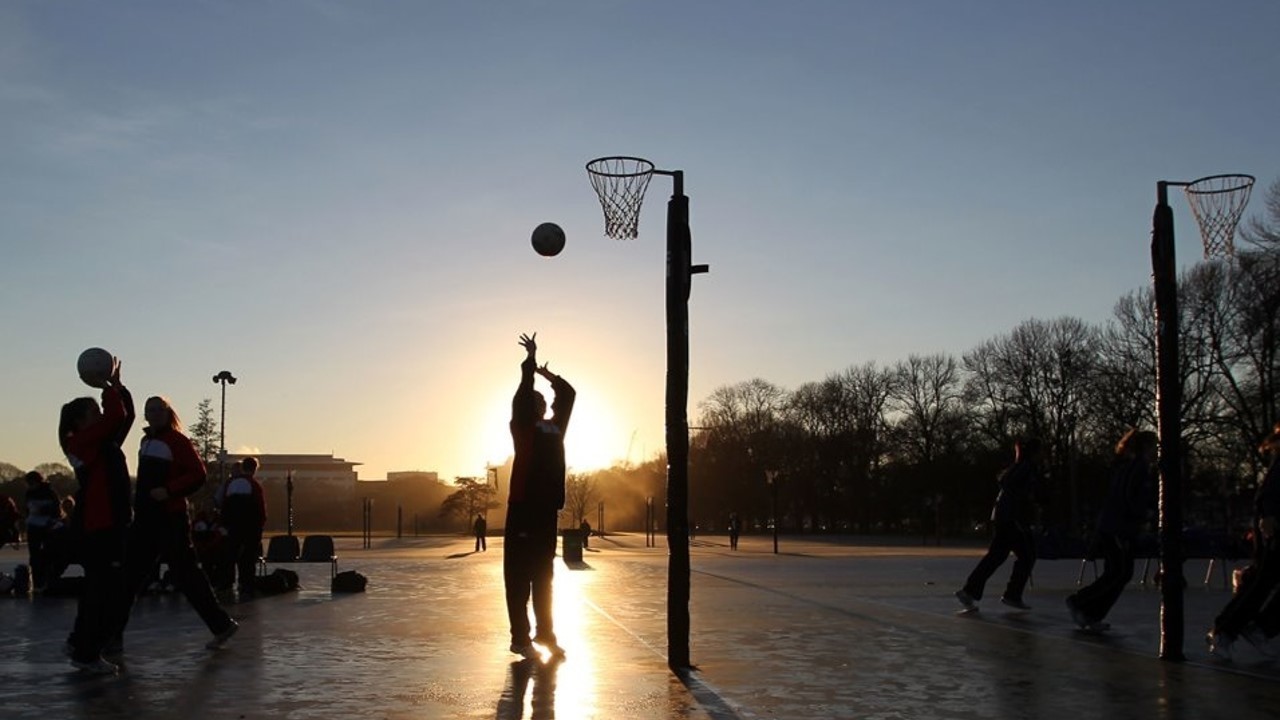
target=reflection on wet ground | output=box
[2,534,1278,719]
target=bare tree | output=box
[563,472,599,529]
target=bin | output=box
[561,529,583,563]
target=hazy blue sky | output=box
[3,1,1278,481]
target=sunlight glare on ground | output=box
[543,564,597,718]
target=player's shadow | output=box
[563,559,593,571]
[495,658,560,719]
[445,551,478,559]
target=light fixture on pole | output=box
[211,370,237,486]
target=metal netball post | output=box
[586,156,709,671]
[1150,173,1253,661]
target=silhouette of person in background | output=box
[579,517,591,549]
[221,456,266,598]
[0,494,19,547]
[504,332,575,661]
[1066,429,1157,632]
[956,437,1044,612]
[475,514,488,552]
[116,395,238,656]
[23,470,60,590]
[58,358,134,674]
[1208,422,1280,660]
[728,512,741,551]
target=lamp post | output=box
[211,370,237,487]
[286,470,294,537]
[765,470,779,554]
[486,466,499,526]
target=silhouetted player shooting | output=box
[505,332,575,661]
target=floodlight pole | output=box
[212,370,237,487]
[1152,181,1188,661]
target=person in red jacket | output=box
[115,395,238,654]
[220,455,267,598]
[58,359,135,674]
[505,332,575,661]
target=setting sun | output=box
[477,378,631,476]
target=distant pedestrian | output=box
[956,437,1044,612]
[116,395,238,656]
[58,358,135,674]
[579,518,591,549]
[0,495,19,546]
[1207,422,1280,660]
[1066,429,1157,631]
[728,512,741,551]
[23,471,61,590]
[474,514,487,552]
[221,456,266,598]
[504,332,575,661]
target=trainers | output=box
[1241,625,1277,659]
[102,637,124,662]
[537,640,567,660]
[1066,596,1089,628]
[1082,621,1111,634]
[955,589,978,610]
[1001,596,1031,610]
[70,656,119,675]
[205,619,239,650]
[1207,630,1234,660]
[509,643,538,660]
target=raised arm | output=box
[512,332,538,424]
[537,363,576,432]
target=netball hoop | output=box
[584,153,707,671]
[585,156,656,240]
[1149,169,1253,661]
[1183,174,1255,258]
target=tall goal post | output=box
[586,156,709,671]
[1150,173,1253,661]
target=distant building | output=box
[224,453,360,486]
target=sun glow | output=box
[478,382,628,475]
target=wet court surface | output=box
[2,534,1279,719]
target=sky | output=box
[3,1,1279,482]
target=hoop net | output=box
[586,156,655,239]
[1184,174,1255,258]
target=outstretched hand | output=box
[536,362,556,380]
[518,332,537,358]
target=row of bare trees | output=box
[688,181,1280,539]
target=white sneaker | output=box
[1207,630,1234,660]
[1000,596,1031,611]
[70,656,119,675]
[206,620,239,650]
[1241,625,1277,659]
[509,643,538,660]
[955,589,977,610]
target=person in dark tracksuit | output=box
[1066,429,1157,631]
[505,332,575,660]
[59,359,134,674]
[1208,422,1280,660]
[23,470,61,590]
[116,395,238,655]
[956,437,1044,611]
[221,456,267,598]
